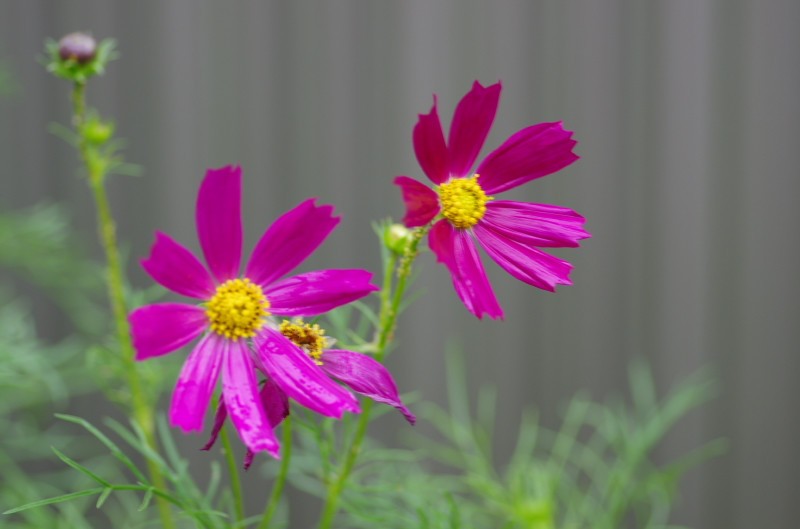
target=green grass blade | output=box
[55,413,147,483]
[3,488,104,514]
[51,446,111,487]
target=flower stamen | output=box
[280,319,328,365]
[206,278,269,340]
[438,174,492,229]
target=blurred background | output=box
[1,1,798,528]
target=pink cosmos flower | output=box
[129,166,381,458]
[202,318,416,469]
[395,81,590,319]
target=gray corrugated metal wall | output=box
[1,1,798,527]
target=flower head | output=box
[203,317,415,469]
[394,81,590,319]
[58,32,97,64]
[129,166,380,458]
[45,33,117,84]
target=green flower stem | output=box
[317,225,429,529]
[376,225,428,362]
[220,424,245,524]
[258,417,293,529]
[71,81,176,529]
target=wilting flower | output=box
[129,166,380,458]
[395,81,590,319]
[203,318,416,469]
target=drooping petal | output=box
[448,81,502,178]
[201,397,228,451]
[141,231,216,299]
[244,379,291,470]
[474,222,573,292]
[201,378,288,455]
[393,176,440,227]
[413,96,448,184]
[129,303,208,360]
[477,122,579,195]
[265,269,378,317]
[261,377,290,427]
[254,328,361,419]
[482,201,591,248]
[246,199,339,288]
[243,450,256,471]
[222,339,280,458]
[196,165,243,283]
[321,350,416,425]
[169,333,224,432]
[428,220,503,320]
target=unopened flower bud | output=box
[83,117,114,144]
[58,32,97,64]
[385,223,412,255]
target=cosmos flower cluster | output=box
[129,81,588,462]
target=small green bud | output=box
[83,116,114,144]
[385,223,412,255]
[58,32,97,64]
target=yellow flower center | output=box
[279,319,327,365]
[438,174,492,229]
[206,278,270,340]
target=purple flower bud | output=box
[58,32,97,64]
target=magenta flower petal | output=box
[477,122,579,195]
[483,201,591,248]
[393,176,441,227]
[170,333,224,432]
[246,199,339,288]
[222,339,280,457]
[196,166,243,283]
[261,377,290,427]
[201,397,228,451]
[254,328,361,419]
[141,231,216,299]
[243,378,291,470]
[201,378,288,455]
[474,223,573,292]
[413,96,448,184]
[428,220,504,320]
[243,450,256,470]
[129,303,207,360]
[321,350,416,425]
[265,269,378,317]
[448,81,502,177]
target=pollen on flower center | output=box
[280,319,327,365]
[206,278,270,340]
[438,174,492,229]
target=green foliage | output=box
[4,414,236,529]
[0,301,117,527]
[0,297,92,529]
[311,351,725,529]
[0,204,169,528]
[0,204,104,334]
[48,118,142,183]
[0,204,722,529]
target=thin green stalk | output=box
[71,81,176,529]
[317,226,428,529]
[376,226,427,361]
[258,417,293,529]
[220,425,245,524]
